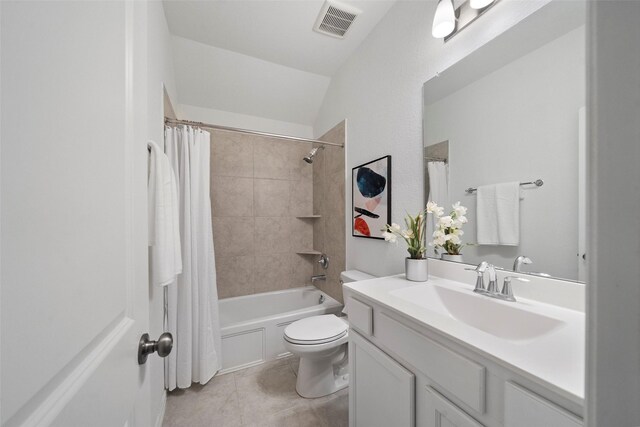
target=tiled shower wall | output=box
[210,130,316,298]
[313,121,347,303]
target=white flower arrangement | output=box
[381,203,441,259]
[430,201,470,256]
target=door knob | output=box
[138,332,173,365]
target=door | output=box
[577,107,587,282]
[1,1,151,426]
[349,330,415,427]
[425,387,484,427]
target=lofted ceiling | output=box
[163,0,397,77]
[171,35,331,126]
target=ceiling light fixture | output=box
[433,0,499,41]
[431,0,456,39]
[469,0,494,10]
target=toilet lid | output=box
[284,315,348,345]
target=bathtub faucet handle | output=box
[318,253,329,270]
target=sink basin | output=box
[390,284,564,341]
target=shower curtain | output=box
[164,125,221,390]
[426,161,449,257]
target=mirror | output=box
[423,1,586,282]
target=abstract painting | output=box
[352,155,391,239]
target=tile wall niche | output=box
[313,121,347,303]
[210,129,317,298]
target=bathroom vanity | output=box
[343,264,584,427]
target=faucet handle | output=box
[465,264,487,294]
[499,276,530,302]
[486,264,498,294]
[318,253,329,270]
[474,261,488,273]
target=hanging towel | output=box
[148,140,182,286]
[476,182,520,246]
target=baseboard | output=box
[218,359,264,375]
[154,390,167,427]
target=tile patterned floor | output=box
[163,357,348,427]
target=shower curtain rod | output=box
[164,118,344,148]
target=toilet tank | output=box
[340,270,375,314]
[340,270,375,284]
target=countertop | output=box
[344,274,585,405]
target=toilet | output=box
[284,270,375,398]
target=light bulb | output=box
[470,0,494,10]
[432,0,456,39]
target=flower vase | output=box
[405,258,428,282]
[441,254,463,263]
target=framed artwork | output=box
[352,155,391,239]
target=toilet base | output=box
[295,346,349,398]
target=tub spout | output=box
[311,274,326,284]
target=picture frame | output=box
[352,155,391,239]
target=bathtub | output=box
[218,286,343,373]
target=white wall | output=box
[147,2,177,425]
[314,0,551,277]
[586,2,640,426]
[172,35,330,129]
[178,103,314,139]
[424,26,585,280]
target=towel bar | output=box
[465,179,543,194]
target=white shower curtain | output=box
[427,161,449,257]
[164,125,221,390]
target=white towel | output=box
[476,182,520,246]
[148,140,182,286]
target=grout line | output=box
[288,357,298,378]
[231,371,246,427]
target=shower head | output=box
[303,146,324,164]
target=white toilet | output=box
[283,270,375,398]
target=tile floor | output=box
[163,357,348,427]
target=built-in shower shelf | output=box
[296,215,322,219]
[296,250,322,255]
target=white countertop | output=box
[344,274,585,404]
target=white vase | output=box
[405,258,429,282]
[441,254,463,263]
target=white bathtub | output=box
[219,286,343,373]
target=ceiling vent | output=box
[313,0,361,39]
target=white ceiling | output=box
[163,0,397,76]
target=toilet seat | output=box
[284,315,348,345]
[284,330,347,345]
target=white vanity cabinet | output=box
[345,294,584,427]
[349,330,415,427]
[503,382,582,427]
[425,386,484,427]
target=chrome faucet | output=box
[486,264,498,294]
[311,274,326,284]
[513,256,533,272]
[497,276,530,302]
[465,261,488,294]
[466,261,528,302]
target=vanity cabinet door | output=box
[425,386,484,427]
[349,330,415,427]
[504,382,582,427]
